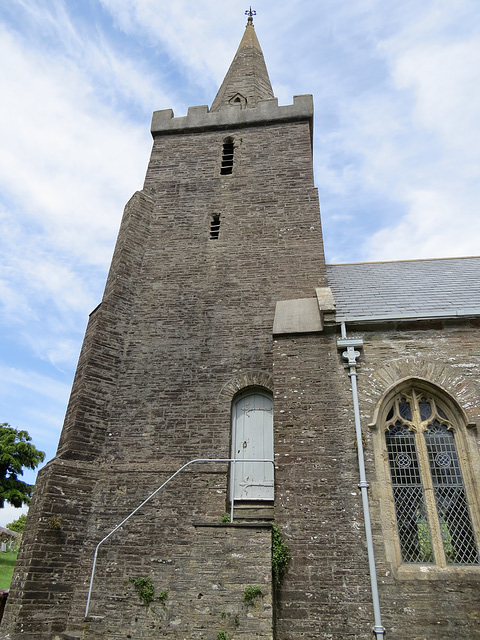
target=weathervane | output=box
[245,7,256,25]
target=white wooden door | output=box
[231,390,274,501]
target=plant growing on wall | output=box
[129,577,167,607]
[47,516,62,530]
[272,524,290,585]
[243,585,263,605]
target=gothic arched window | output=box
[384,387,479,566]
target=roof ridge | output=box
[327,255,480,267]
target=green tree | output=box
[7,513,27,533]
[0,424,45,508]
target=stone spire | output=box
[210,10,274,112]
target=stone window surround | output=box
[369,377,480,581]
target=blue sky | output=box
[1,0,479,525]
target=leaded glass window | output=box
[384,389,479,566]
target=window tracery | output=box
[384,388,479,566]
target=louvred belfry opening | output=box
[220,139,234,175]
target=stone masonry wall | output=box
[273,332,374,640]
[2,114,325,639]
[357,320,480,640]
[80,524,273,640]
[2,460,96,638]
[272,320,480,640]
[4,103,480,640]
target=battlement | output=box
[151,94,313,136]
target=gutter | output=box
[335,308,480,324]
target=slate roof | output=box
[326,256,480,322]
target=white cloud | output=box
[0,6,161,367]
[98,0,239,90]
[0,365,69,460]
[359,5,480,260]
[393,39,480,154]
[0,211,95,368]
[0,504,28,529]
[0,24,149,266]
[365,188,480,261]
[0,365,71,403]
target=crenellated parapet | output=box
[151,94,313,137]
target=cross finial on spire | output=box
[245,7,256,25]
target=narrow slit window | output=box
[220,139,234,175]
[210,215,220,240]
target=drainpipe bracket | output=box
[337,339,363,367]
[358,480,369,489]
[373,624,386,636]
[342,348,361,367]
[337,337,364,349]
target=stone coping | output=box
[192,522,273,528]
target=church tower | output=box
[5,11,480,640]
[2,12,328,640]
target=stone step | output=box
[55,632,81,640]
[232,501,274,522]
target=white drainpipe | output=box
[337,322,386,639]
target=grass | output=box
[0,552,18,590]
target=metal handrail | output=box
[84,457,274,618]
